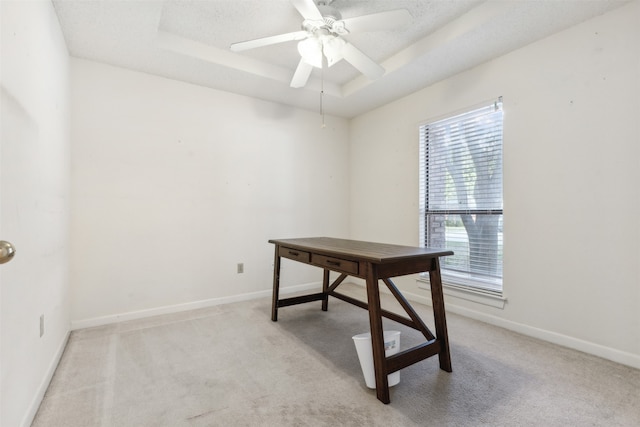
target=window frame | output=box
[418,98,504,297]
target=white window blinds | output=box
[419,98,503,294]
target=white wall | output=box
[70,59,350,326]
[349,1,640,367]
[0,1,71,426]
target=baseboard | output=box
[70,282,321,330]
[21,329,71,427]
[71,279,640,369]
[397,287,640,370]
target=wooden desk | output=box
[269,237,454,404]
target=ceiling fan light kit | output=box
[297,37,323,68]
[297,33,345,69]
[229,0,411,89]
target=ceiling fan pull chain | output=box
[320,65,326,128]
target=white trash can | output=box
[352,330,401,389]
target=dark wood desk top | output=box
[268,237,453,264]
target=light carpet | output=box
[32,284,640,426]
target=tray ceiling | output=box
[52,0,629,118]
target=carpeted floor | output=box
[32,284,640,426]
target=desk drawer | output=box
[279,246,311,263]
[312,254,359,275]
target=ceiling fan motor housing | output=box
[317,4,342,28]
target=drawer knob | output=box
[326,260,341,266]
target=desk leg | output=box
[429,258,452,372]
[271,247,281,322]
[365,263,390,404]
[321,269,329,311]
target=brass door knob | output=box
[0,240,16,264]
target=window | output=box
[419,98,503,295]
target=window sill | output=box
[416,277,507,309]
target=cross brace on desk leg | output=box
[382,278,435,341]
[322,271,350,312]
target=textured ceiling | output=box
[52,0,629,118]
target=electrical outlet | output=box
[237,263,244,274]
[40,314,45,337]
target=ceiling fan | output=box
[229,0,411,88]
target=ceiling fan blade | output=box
[291,0,323,21]
[290,59,313,88]
[341,42,385,80]
[339,9,411,34]
[230,31,308,52]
